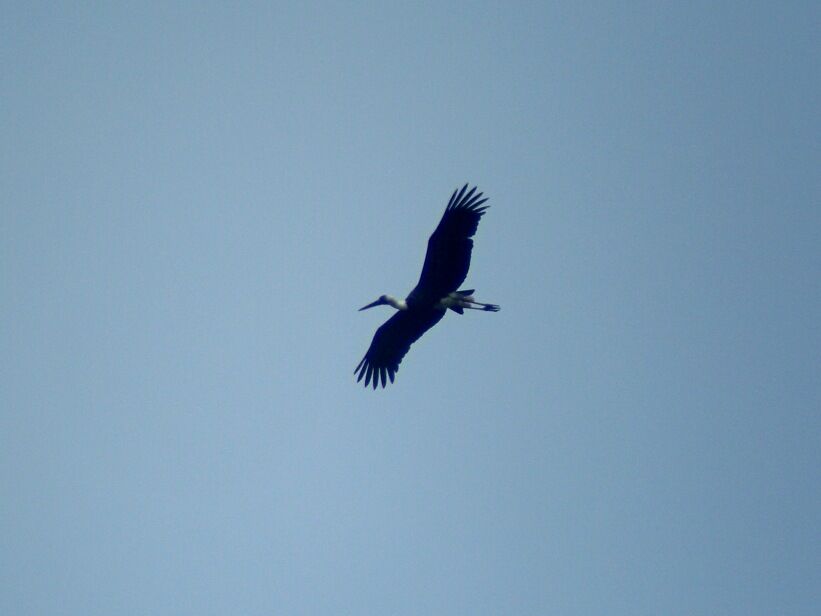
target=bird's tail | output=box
[449,290,500,313]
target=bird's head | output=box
[359,295,389,311]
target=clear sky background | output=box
[2,2,819,614]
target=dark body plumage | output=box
[355,184,496,389]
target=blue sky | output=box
[2,2,819,614]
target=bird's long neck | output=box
[385,295,408,311]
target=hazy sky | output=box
[2,2,818,614]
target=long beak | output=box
[359,299,382,311]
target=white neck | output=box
[385,295,408,310]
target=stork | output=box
[355,184,500,389]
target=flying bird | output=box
[355,184,500,389]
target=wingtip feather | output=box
[451,184,468,209]
[463,191,484,209]
[468,197,488,210]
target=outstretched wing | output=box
[354,309,445,389]
[411,184,489,303]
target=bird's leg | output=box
[463,301,500,312]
